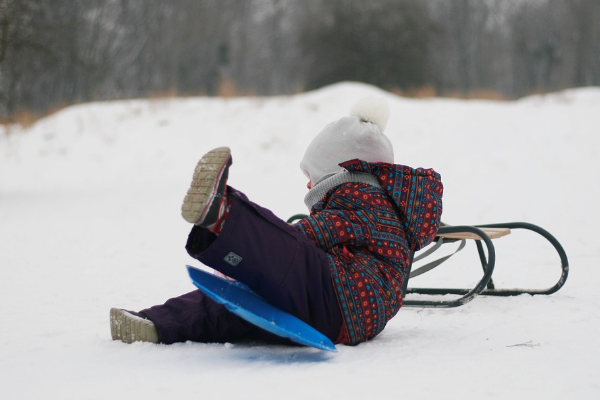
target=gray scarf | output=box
[304,171,382,210]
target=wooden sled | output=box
[403,223,569,308]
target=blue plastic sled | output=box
[186,265,337,352]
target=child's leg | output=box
[132,148,341,345]
[185,188,343,342]
[140,289,287,345]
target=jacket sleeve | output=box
[399,168,443,251]
[294,209,366,251]
[340,159,443,251]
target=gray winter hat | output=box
[300,97,394,184]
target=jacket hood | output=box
[340,159,443,250]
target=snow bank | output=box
[1,82,599,399]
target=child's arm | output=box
[340,159,444,251]
[294,209,366,251]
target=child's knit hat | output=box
[300,97,394,184]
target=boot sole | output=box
[110,308,159,344]
[181,147,232,225]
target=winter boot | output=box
[181,147,232,228]
[110,308,159,344]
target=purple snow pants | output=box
[141,188,343,345]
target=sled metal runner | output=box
[403,222,569,308]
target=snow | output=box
[1,82,599,399]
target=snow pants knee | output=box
[141,188,343,345]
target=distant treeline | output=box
[1,0,599,122]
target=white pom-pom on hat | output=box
[300,97,395,185]
[350,97,390,132]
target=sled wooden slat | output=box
[437,227,511,240]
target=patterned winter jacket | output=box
[294,159,443,345]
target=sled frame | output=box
[403,222,569,308]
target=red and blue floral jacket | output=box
[294,159,443,345]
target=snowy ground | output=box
[1,82,599,399]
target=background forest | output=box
[1,0,599,122]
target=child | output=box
[110,98,443,346]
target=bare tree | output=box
[300,0,432,92]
